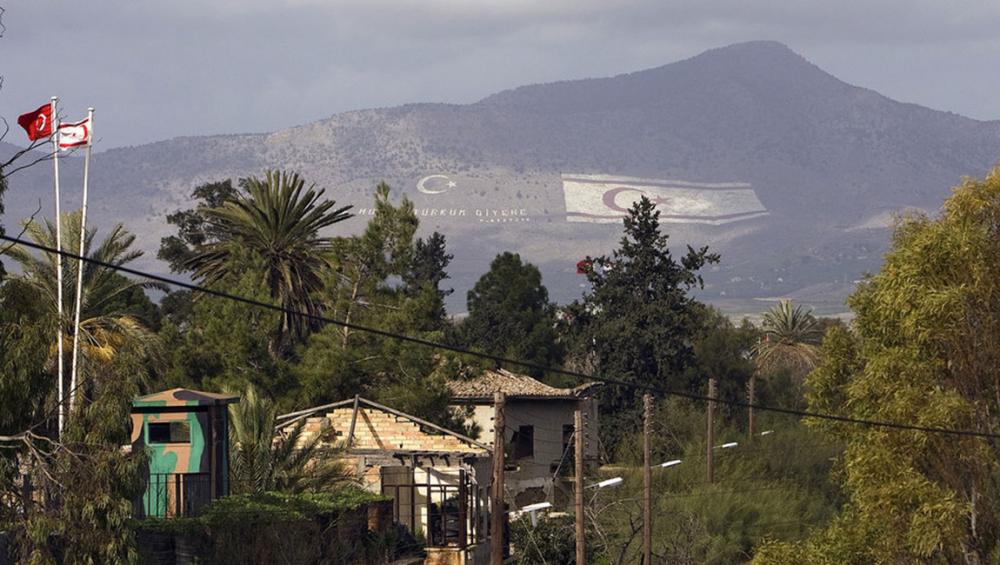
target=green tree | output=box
[4,212,162,408]
[575,196,718,450]
[294,185,461,427]
[186,171,352,351]
[157,253,292,399]
[12,351,147,564]
[755,166,1000,564]
[229,384,352,495]
[686,308,758,420]
[458,252,562,376]
[403,231,453,328]
[326,183,417,348]
[157,179,239,273]
[754,299,822,376]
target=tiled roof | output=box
[447,369,598,400]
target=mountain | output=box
[4,41,999,314]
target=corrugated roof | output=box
[447,369,598,400]
[276,396,490,455]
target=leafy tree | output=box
[458,252,562,376]
[326,183,417,347]
[157,180,239,273]
[4,212,162,409]
[294,185,461,427]
[0,280,53,435]
[405,231,453,297]
[574,196,718,449]
[186,171,352,352]
[403,231,453,327]
[229,384,352,495]
[157,253,292,398]
[754,299,822,376]
[686,308,758,421]
[12,351,147,564]
[755,166,1000,563]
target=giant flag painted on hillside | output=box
[562,173,768,224]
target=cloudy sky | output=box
[3,0,1000,148]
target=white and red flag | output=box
[58,118,92,149]
[17,103,54,141]
[561,173,769,225]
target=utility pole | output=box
[642,393,653,565]
[490,392,506,565]
[747,374,756,443]
[575,405,585,565]
[707,377,716,484]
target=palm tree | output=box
[228,384,352,494]
[4,211,163,409]
[186,170,352,352]
[754,299,823,375]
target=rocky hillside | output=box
[4,41,999,314]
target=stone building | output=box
[277,397,496,565]
[447,370,600,507]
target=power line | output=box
[4,233,1000,440]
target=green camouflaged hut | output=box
[130,388,239,517]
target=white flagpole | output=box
[69,107,93,416]
[50,96,65,436]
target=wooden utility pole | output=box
[642,393,653,565]
[490,392,506,565]
[575,405,585,565]
[707,377,716,484]
[747,374,756,443]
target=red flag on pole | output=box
[17,103,53,140]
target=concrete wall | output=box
[457,397,599,506]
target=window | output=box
[148,421,191,444]
[511,425,534,460]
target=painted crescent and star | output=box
[416,174,457,195]
[601,186,670,212]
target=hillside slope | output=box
[4,41,999,313]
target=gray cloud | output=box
[2,0,999,148]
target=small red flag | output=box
[17,103,53,141]
[576,259,592,274]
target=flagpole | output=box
[50,96,65,436]
[69,107,93,416]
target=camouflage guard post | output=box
[130,388,240,518]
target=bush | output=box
[134,488,393,565]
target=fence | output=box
[133,472,212,519]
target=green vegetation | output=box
[456,251,563,375]
[135,488,393,564]
[5,163,1000,562]
[565,196,720,449]
[754,166,1000,563]
[229,383,352,494]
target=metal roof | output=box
[132,388,240,408]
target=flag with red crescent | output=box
[17,103,53,141]
[58,118,92,149]
[562,173,768,225]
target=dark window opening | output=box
[148,421,191,444]
[556,424,575,469]
[511,425,534,460]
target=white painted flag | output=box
[58,118,92,149]
[562,173,769,225]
